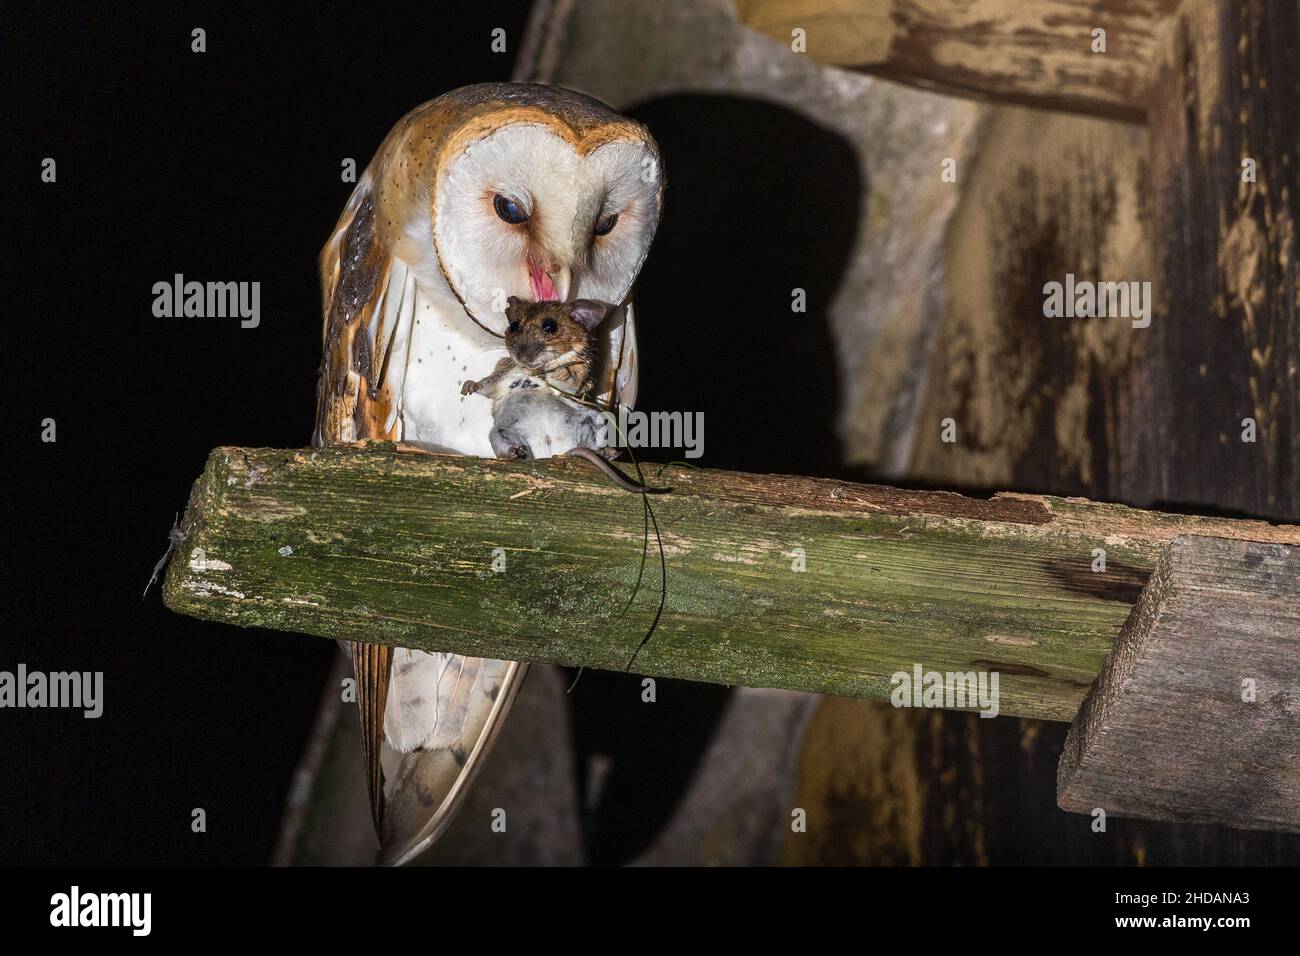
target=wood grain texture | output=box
[1119,0,1300,522]
[1058,534,1300,832]
[163,443,1300,723]
[732,0,1183,120]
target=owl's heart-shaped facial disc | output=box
[434,122,662,328]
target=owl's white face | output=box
[432,123,660,326]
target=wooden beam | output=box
[731,0,1183,121]
[162,444,1300,722]
[1058,535,1300,833]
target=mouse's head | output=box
[503,296,613,374]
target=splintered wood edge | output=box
[1056,538,1176,804]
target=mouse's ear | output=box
[567,299,612,331]
[505,295,525,312]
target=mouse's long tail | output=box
[564,447,671,493]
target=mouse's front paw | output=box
[460,380,480,396]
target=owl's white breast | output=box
[381,268,514,755]
[392,274,506,456]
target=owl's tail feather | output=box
[349,640,392,838]
[379,658,528,866]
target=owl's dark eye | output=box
[541,318,558,334]
[493,194,528,225]
[594,212,618,236]
[508,320,520,334]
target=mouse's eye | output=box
[541,318,558,334]
[507,320,520,334]
[594,212,618,236]
[493,194,528,225]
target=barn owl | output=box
[313,83,663,865]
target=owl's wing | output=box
[313,179,420,838]
[313,179,541,861]
[348,641,391,835]
[601,297,640,411]
[314,182,415,447]
[379,655,527,865]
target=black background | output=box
[1,1,866,865]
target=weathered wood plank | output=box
[1121,0,1300,521]
[163,443,1300,722]
[1058,535,1300,832]
[731,0,1183,120]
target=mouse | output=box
[460,296,669,494]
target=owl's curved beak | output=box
[550,265,572,302]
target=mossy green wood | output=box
[162,444,1300,722]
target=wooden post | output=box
[1058,535,1300,833]
[163,443,1300,723]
